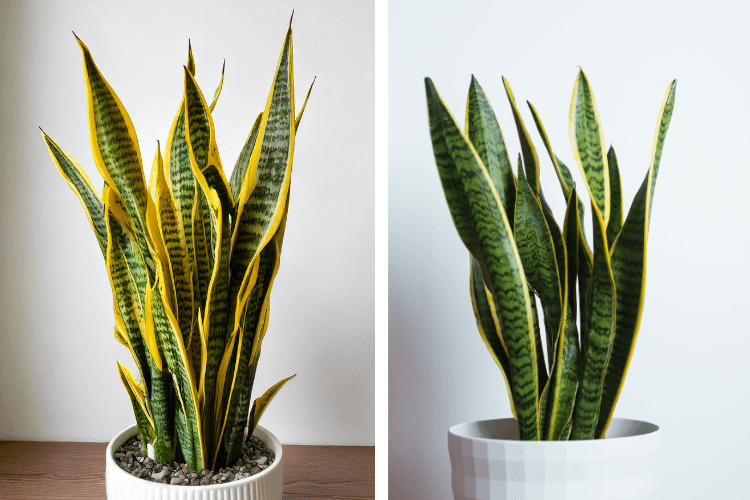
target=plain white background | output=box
[390,0,750,498]
[0,0,374,446]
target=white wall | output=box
[390,0,750,498]
[0,0,374,445]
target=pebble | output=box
[113,435,275,486]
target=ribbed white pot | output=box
[106,424,283,500]
[448,417,661,500]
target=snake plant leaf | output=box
[193,189,231,458]
[229,112,263,202]
[147,262,205,471]
[75,35,156,280]
[153,143,194,347]
[470,256,516,417]
[223,355,259,466]
[502,77,540,193]
[104,186,154,384]
[544,192,582,440]
[183,65,236,456]
[606,146,623,246]
[184,67,234,211]
[209,60,225,113]
[165,102,196,276]
[596,80,676,438]
[41,130,108,257]
[218,238,279,444]
[187,39,195,77]
[229,24,295,323]
[569,196,616,440]
[525,102,592,257]
[514,166,562,368]
[295,76,316,133]
[150,367,177,464]
[569,69,610,225]
[247,374,296,438]
[425,77,539,440]
[465,75,515,220]
[117,362,156,445]
[192,184,212,308]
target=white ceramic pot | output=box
[448,417,661,500]
[106,424,283,500]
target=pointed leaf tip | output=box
[289,10,294,28]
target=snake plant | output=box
[40,17,315,470]
[425,70,675,440]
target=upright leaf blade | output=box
[514,167,562,370]
[426,77,539,440]
[596,81,676,438]
[75,35,155,279]
[502,77,541,192]
[606,146,623,246]
[570,200,616,440]
[229,25,295,325]
[465,76,515,220]
[41,131,108,257]
[569,69,610,225]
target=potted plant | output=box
[425,70,675,499]
[41,14,314,500]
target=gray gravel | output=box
[113,434,275,486]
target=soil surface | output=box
[113,434,275,486]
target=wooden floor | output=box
[0,441,374,499]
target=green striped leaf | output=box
[545,192,582,440]
[147,262,205,471]
[570,197,616,440]
[224,355,259,466]
[104,186,152,389]
[569,69,610,225]
[166,102,196,278]
[247,374,296,438]
[465,76,515,220]
[183,65,235,457]
[41,130,108,257]
[229,25,295,323]
[596,80,676,438]
[425,77,539,440]
[514,165,562,369]
[75,35,155,280]
[502,77,540,192]
[606,146,623,246]
[117,362,155,445]
[526,102,590,256]
[149,366,176,463]
[470,256,515,417]
[294,77,316,133]
[229,113,263,202]
[184,67,233,211]
[192,184,212,309]
[216,239,279,469]
[154,144,194,347]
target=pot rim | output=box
[449,417,660,445]
[106,423,282,489]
